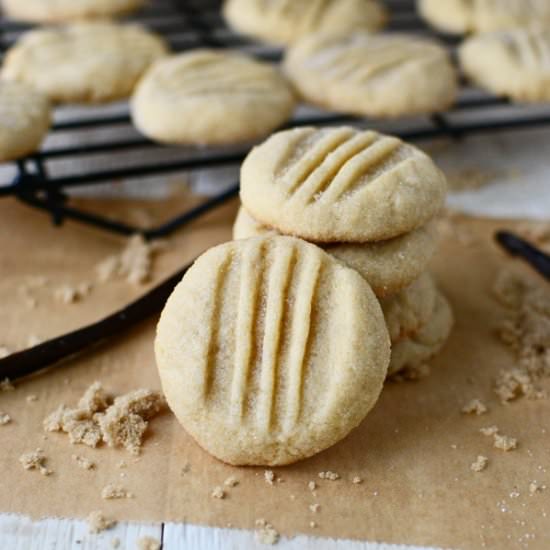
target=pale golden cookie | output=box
[418,0,550,34]
[233,206,439,297]
[155,236,390,466]
[284,32,457,118]
[1,23,168,104]
[131,50,296,146]
[459,27,550,103]
[0,80,51,162]
[381,273,438,343]
[1,0,145,23]
[223,0,387,47]
[388,290,454,376]
[240,126,447,243]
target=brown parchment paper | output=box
[0,196,549,550]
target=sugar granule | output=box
[471,456,489,472]
[480,425,499,437]
[224,476,239,487]
[318,471,340,481]
[72,454,95,470]
[309,503,320,513]
[493,433,518,451]
[308,481,317,491]
[0,412,11,425]
[264,470,276,485]
[461,399,488,415]
[352,476,363,484]
[101,483,134,500]
[211,486,226,499]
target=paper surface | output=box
[0,196,549,550]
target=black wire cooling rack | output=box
[2,0,550,238]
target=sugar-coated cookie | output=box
[418,0,550,35]
[381,273,437,343]
[459,27,550,103]
[223,0,387,46]
[131,50,296,146]
[155,236,390,466]
[388,290,453,376]
[1,23,168,104]
[0,80,51,162]
[240,126,447,243]
[233,206,439,297]
[1,0,145,23]
[284,32,457,118]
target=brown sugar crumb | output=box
[78,381,110,413]
[255,519,279,545]
[494,433,518,451]
[352,476,363,484]
[224,476,239,488]
[19,448,52,476]
[0,412,11,425]
[87,510,116,534]
[318,471,340,481]
[26,394,38,403]
[264,470,276,485]
[308,481,317,491]
[480,425,499,437]
[72,454,95,470]
[529,481,546,495]
[101,483,134,500]
[211,486,226,499]
[96,234,166,286]
[136,536,161,550]
[471,456,489,472]
[461,399,488,415]
[0,377,15,391]
[309,503,320,513]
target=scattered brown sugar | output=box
[0,377,14,391]
[309,503,320,513]
[96,234,166,286]
[101,483,134,500]
[0,347,11,359]
[78,381,110,413]
[529,481,546,495]
[471,456,489,472]
[0,412,11,425]
[480,425,499,437]
[255,519,279,545]
[26,394,38,403]
[72,454,95,470]
[494,433,518,451]
[264,470,276,485]
[87,510,116,534]
[308,481,317,491]
[352,476,363,484]
[318,471,340,481]
[461,399,488,415]
[137,536,161,550]
[211,486,226,499]
[19,448,52,476]
[224,476,239,487]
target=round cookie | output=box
[1,0,145,23]
[1,23,168,104]
[459,27,550,103]
[233,206,439,297]
[223,0,387,47]
[284,32,457,118]
[388,290,454,376]
[0,80,51,162]
[131,50,296,146]
[418,0,550,35]
[155,235,390,466]
[381,272,438,343]
[240,126,448,243]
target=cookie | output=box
[0,80,51,162]
[381,273,438,343]
[418,0,550,35]
[284,32,457,118]
[459,27,550,103]
[131,50,296,146]
[1,0,145,23]
[233,206,439,297]
[388,290,454,376]
[155,235,390,466]
[240,126,447,243]
[223,0,387,47]
[1,23,168,104]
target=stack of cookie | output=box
[234,125,454,378]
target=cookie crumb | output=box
[224,476,239,487]
[309,521,317,528]
[264,469,276,485]
[255,519,279,545]
[462,399,488,415]
[136,536,161,550]
[26,394,38,403]
[529,481,545,495]
[0,412,11,425]
[471,456,489,472]
[72,454,95,470]
[0,377,14,391]
[309,503,320,513]
[480,425,499,437]
[54,283,91,304]
[494,433,518,451]
[211,486,226,499]
[101,483,133,500]
[308,481,317,491]
[318,471,340,481]
[87,510,115,534]
[19,448,51,476]
[352,476,363,484]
